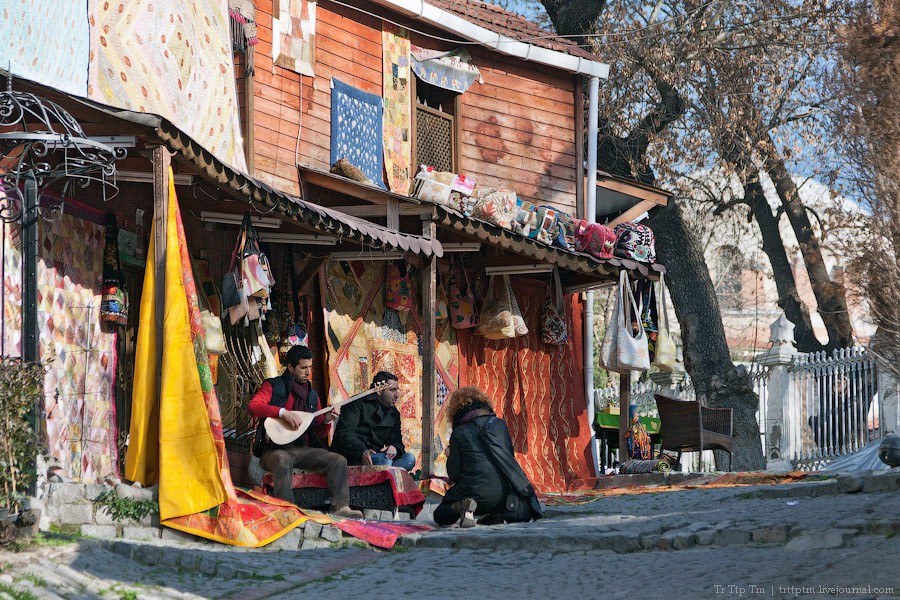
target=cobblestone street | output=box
[1,472,897,600]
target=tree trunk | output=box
[743,172,824,353]
[646,202,766,471]
[763,145,854,349]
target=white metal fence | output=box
[593,346,884,472]
[788,347,881,470]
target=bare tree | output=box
[506,0,866,467]
[835,0,900,375]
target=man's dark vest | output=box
[252,373,321,457]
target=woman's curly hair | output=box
[445,386,493,427]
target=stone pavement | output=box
[0,470,897,600]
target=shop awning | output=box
[62,94,443,258]
[295,163,664,284]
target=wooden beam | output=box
[328,204,433,217]
[606,199,658,228]
[298,165,417,205]
[420,218,437,476]
[597,178,670,206]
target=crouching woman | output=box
[434,386,543,528]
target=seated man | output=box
[331,371,416,471]
[248,345,363,519]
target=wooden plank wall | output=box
[249,1,578,215]
[250,1,382,194]
[458,49,578,215]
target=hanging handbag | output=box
[638,279,659,363]
[506,275,528,337]
[221,227,247,310]
[385,259,415,311]
[448,258,478,329]
[240,215,274,299]
[541,267,568,346]
[599,272,625,372]
[477,275,517,340]
[617,272,651,371]
[654,274,677,371]
[601,270,650,373]
[201,310,227,355]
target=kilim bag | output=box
[575,220,617,260]
[470,188,518,230]
[541,268,568,345]
[385,259,415,311]
[613,222,656,263]
[449,258,478,329]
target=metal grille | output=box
[416,105,453,172]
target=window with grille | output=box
[416,105,454,172]
[414,79,457,173]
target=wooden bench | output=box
[654,393,734,472]
[261,465,426,519]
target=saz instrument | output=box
[263,380,390,446]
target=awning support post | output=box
[420,217,437,476]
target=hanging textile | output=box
[0,0,88,96]
[228,0,258,75]
[382,24,412,194]
[322,260,422,461]
[464,278,593,492]
[330,78,386,189]
[38,198,117,482]
[273,0,316,76]
[88,0,248,172]
[127,169,304,546]
[1,193,23,357]
[410,46,483,93]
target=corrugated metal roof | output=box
[434,206,665,280]
[151,119,443,258]
[58,93,443,257]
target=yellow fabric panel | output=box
[157,173,227,520]
[124,222,160,485]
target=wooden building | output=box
[0,0,668,493]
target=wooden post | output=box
[152,147,171,407]
[387,198,400,231]
[420,217,437,476]
[619,372,631,464]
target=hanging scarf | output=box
[229,0,258,75]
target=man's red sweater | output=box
[248,380,329,446]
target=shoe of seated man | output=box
[331,505,364,519]
[450,497,477,528]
